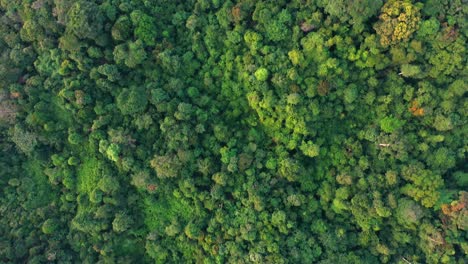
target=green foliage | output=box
[400,64,421,77]
[68,132,83,145]
[150,154,182,179]
[0,0,465,262]
[68,156,80,166]
[344,85,358,104]
[287,51,303,70]
[113,40,147,68]
[262,10,291,42]
[9,125,37,155]
[112,16,132,41]
[97,64,120,82]
[380,116,404,133]
[98,175,119,194]
[143,196,195,233]
[66,1,104,41]
[77,158,103,195]
[417,17,440,38]
[130,10,157,46]
[452,172,468,188]
[244,30,263,52]
[116,88,148,115]
[300,141,320,158]
[323,0,383,27]
[396,198,423,227]
[254,68,269,81]
[112,213,133,233]
[41,219,58,235]
[106,143,120,162]
[433,115,453,131]
[401,164,443,208]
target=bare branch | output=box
[428,236,444,245]
[401,257,412,264]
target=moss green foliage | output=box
[254,67,269,81]
[41,219,59,234]
[77,157,104,194]
[66,1,104,42]
[143,196,195,233]
[130,10,157,46]
[380,116,405,133]
[116,88,148,115]
[0,0,466,263]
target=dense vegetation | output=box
[0,0,467,263]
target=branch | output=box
[428,236,444,245]
[401,257,412,264]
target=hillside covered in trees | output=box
[0,0,467,263]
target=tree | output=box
[98,175,119,194]
[68,132,83,145]
[106,143,120,162]
[131,171,150,189]
[134,114,153,130]
[165,220,181,237]
[300,141,320,157]
[0,90,17,123]
[400,163,443,208]
[271,210,289,234]
[150,154,182,179]
[66,1,104,41]
[112,213,133,233]
[68,156,80,166]
[184,221,202,240]
[97,64,120,82]
[9,125,37,155]
[174,103,195,121]
[254,68,269,81]
[433,115,453,131]
[278,158,301,182]
[130,10,157,46]
[41,219,59,234]
[452,171,468,188]
[244,30,263,53]
[113,40,147,68]
[264,10,291,42]
[379,116,404,133]
[400,64,421,77]
[149,88,169,105]
[146,242,168,262]
[374,0,421,46]
[288,49,305,67]
[20,20,44,42]
[344,85,358,104]
[0,0,466,261]
[112,16,132,41]
[396,198,423,228]
[323,0,383,27]
[416,17,440,39]
[116,88,148,115]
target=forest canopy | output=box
[0,0,467,263]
